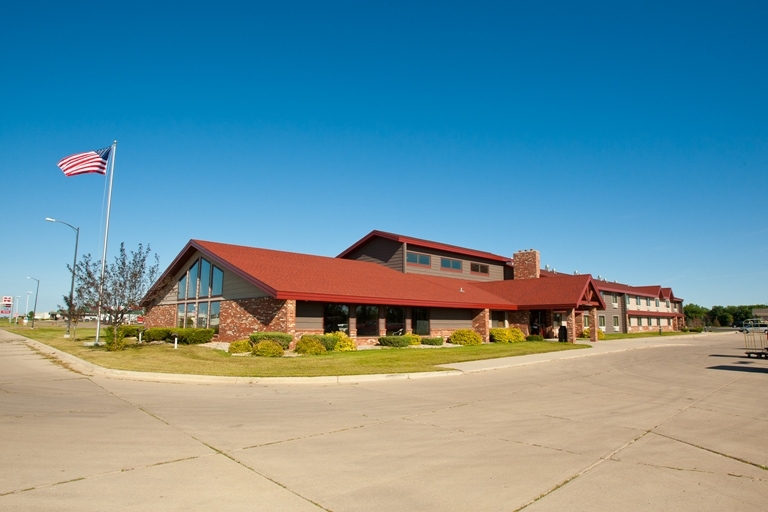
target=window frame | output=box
[440,257,462,272]
[470,262,489,275]
[406,251,431,268]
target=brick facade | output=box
[513,250,540,280]
[507,310,530,335]
[472,309,490,342]
[219,298,296,342]
[143,304,176,330]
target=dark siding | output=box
[296,301,324,330]
[403,244,505,282]
[431,308,473,330]
[343,237,403,272]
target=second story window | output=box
[406,251,431,267]
[441,257,462,271]
[470,263,489,274]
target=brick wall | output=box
[508,311,530,335]
[472,309,490,342]
[513,250,540,280]
[144,304,176,329]
[218,298,296,342]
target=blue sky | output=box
[1,0,766,315]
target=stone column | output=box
[589,307,598,342]
[284,300,296,339]
[567,309,576,343]
[472,308,490,342]
[405,308,413,334]
[379,306,386,336]
[348,304,356,337]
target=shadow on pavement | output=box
[707,365,768,374]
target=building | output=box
[141,230,682,345]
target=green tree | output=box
[74,243,159,350]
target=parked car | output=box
[742,319,768,334]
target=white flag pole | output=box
[95,140,117,345]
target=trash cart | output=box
[743,320,768,358]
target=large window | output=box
[197,302,208,328]
[177,304,185,328]
[185,303,196,327]
[412,308,430,335]
[177,274,187,300]
[386,307,405,335]
[356,306,379,336]
[441,258,462,271]
[470,263,489,275]
[187,261,199,299]
[324,304,349,334]
[210,301,220,334]
[406,252,430,267]
[199,259,211,298]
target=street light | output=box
[27,277,39,329]
[46,217,80,338]
[14,295,20,324]
[25,292,31,323]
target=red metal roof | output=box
[337,230,511,263]
[472,274,606,310]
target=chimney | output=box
[513,249,540,280]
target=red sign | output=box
[2,296,12,305]
[0,309,11,315]
[137,316,145,324]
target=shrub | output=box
[448,329,483,346]
[402,333,421,345]
[421,337,444,346]
[105,327,126,351]
[327,331,357,351]
[378,336,411,347]
[229,339,252,354]
[580,328,605,340]
[252,340,284,357]
[144,327,173,342]
[295,337,327,355]
[489,327,525,343]
[526,334,544,341]
[175,328,216,344]
[249,332,293,350]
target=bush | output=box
[249,332,293,350]
[378,336,411,347]
[421,337,444,346]
[448,329,483,346]
[295,337,327,355]
[144,327,173,342]
[526,334,545,341]
[402,333,421,345]
[327,331,356,351]
[580,328,605,340]
[175,328,215,344]
[252,340,284,357]
[105,327,126,351]
[229,339,252,354]
[489,327,525,343]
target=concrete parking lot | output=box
[1,329,766,511]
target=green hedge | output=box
[249,332,293,349]
[378,336,411,347]
[526,334,544,341]
[448,329,483,346]
[295,337,327,355]
[229,339,252,354]
[489,327,526,343]
[420,337,444,346]
[143,327,214,344]
[253,340,284,357]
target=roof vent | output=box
[459,287,464,293]
[574,270,579,275]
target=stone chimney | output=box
[513,249,540,280]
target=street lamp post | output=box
[27,278,40,329]
[14,296,20,324]
[46,218,80,338]
[25,292,31,324]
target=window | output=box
[177,304,185,328]
[636,296,641,305]
[611,293,617,305]
[637,317,643,326]
[412,307,430,335]
[211,266,223,296]
[625,295,630,305]
[613,316,619,327]
[324,304,349,334]
[655,299,660,307]
[406,252,431,266]
[599,315,606,327]
[470,262,489,274]
[209,301,220,334]
[665,300,670,308]
[385,307,405,335]
[177,274,187,300]
[187,261,199,299]
[648,317,653,326]
[356,305,379,336]
[199,259,211,298]
[441,258,462,271]
[583,315,590,327]
[197,302,208,328]
[185,303,196,327]
[646,297,651,307]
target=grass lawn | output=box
[2,324,590,377]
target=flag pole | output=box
[95,140,117,345]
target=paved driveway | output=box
[1,330,766,511]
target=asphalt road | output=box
[1,330,766,511]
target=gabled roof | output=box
[473,274,606,310]
[337,230,511,263]
[144,240,516,309]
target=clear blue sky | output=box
[1,1,766,315]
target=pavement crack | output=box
[652,432,768,472]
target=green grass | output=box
[2,324,589,377]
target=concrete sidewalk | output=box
[5,329,696,384]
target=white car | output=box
[743,319,768,334]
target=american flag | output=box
[57,146,112,177]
